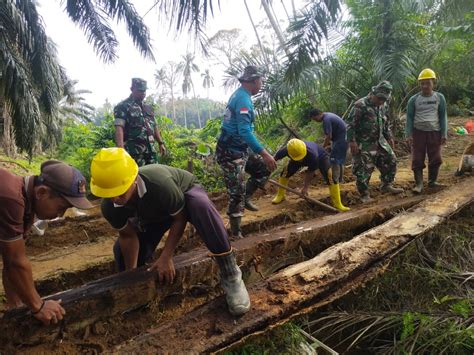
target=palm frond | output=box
[96,0,154,61]
[284,0,341,83]
[62,0,119,62]
[0,35,41,154]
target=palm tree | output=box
[155,62,181,124]
[178,53,200,128]
[59,79,95,123]
[201,69,214,120]
[0,1,64,155]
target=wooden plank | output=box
[0,195,425,346]
[113,177,474,354]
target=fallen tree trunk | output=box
[113,177,474,354]
[0,195,425,347]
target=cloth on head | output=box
[371,81,393,100]
[238,66,262,82]
[131,78,147,91]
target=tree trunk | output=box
[0,100,17,157]
[243,0,271,67]
[261,0,290,56]
[192,86,202,128]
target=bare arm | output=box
[301,170,315,195]
[115,125,125,148]
[1,240,65,325]
[148,210,187,284]
[323,135,331,149]
[118,223,140,270]
[154,126,166,156]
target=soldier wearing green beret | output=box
[346,81,403,203]
[114,78,166,166]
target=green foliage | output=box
[226,323,306,355]
[55,114,115,184]
[302,206,474,354]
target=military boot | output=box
[360,190,373,204]
[412,169,423,194]
[428,167,444,188]
[213,250,251,316]
[244,180,259,211]
[229,216,243,239]
[380,183,404,194]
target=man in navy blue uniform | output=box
[308,108,348,183]
[271,139,349,211]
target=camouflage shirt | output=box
[114,95,157,156]
[346,96,393,153]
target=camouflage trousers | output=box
[352,147,397,193]
[126,140,158,167]
[216,146,270,217]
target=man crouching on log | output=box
[90,148,250,316]
[0,161,93,325]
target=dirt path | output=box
[1,118,471,295]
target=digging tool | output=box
[268,179,339,213]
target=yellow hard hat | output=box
[287,139,307,161]
[90,148,138,198]
[418,68,436,81]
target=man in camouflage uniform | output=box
[114,78,166,166]
[346,81,403,203]
[216,66,277,238]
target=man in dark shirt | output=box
[271,139,349,211]
[308,108,348,183]
[0,161,92,325]
[90,148,250,316]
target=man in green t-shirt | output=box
[90,148,250,316]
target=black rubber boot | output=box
[412,169,423,194]
[213,251,251,316]
[360,190,373,203]
[229,216,243,239]
[380,183,404,194]
[244,180,259,211]
[428,167,443,188]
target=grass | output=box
[303,206,474,354]
[0,152,49,175]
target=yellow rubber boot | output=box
[329,184,350,212]
[272,177,289,204]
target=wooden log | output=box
[113,177,474,354]
[0,195,426,347]
[268,178,340,213]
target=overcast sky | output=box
[37,0,302,108]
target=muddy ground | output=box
[0,116,472,353]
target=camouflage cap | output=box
[131,78,147,91]
[371,80,393,100]
[238,65,263,82]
